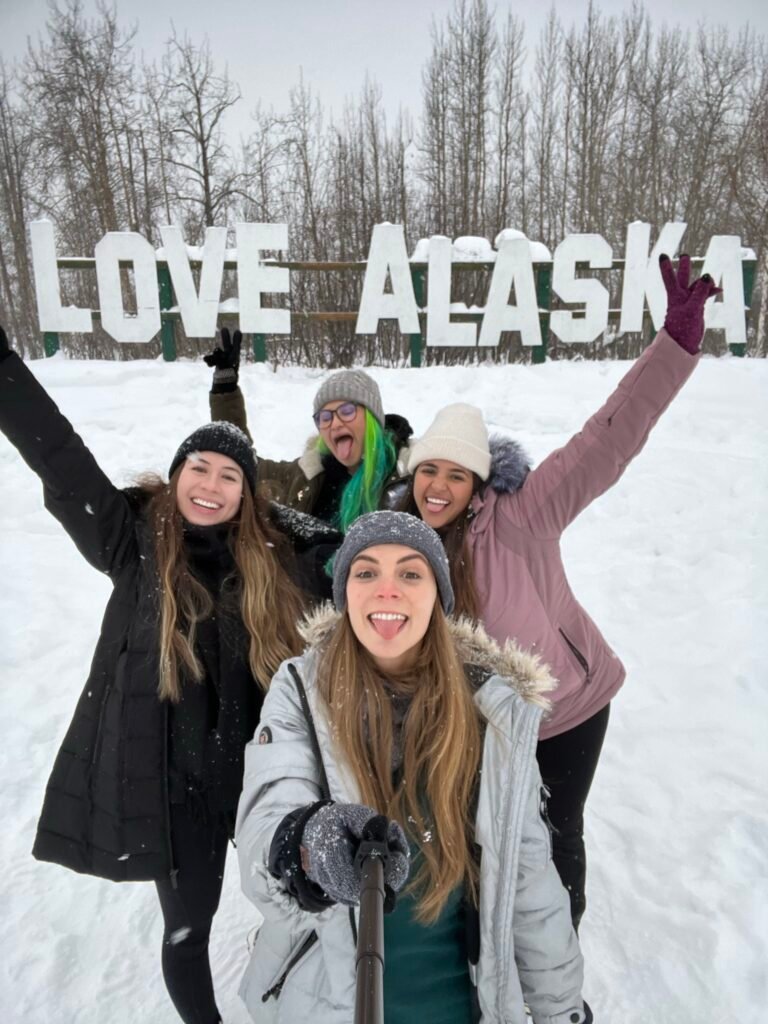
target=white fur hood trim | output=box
[297,603,554,710]
[297,435,324,480]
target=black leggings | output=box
[155,806,229,1024]
[535,703,610,932]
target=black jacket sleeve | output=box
[268,800,336,913]
[0,353,138,577]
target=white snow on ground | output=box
[0,350,766,1023]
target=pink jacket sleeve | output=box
[504,330,699,539]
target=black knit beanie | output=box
[169,422,257,493]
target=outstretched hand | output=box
[0,324,10,360]
[301,802,410,907]
[660,254,721,355]
[204,327,242,392]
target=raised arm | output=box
[504,255,720,539]
[0,328,137,576]
[204,327,252,439]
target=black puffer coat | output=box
[0,352,332,884]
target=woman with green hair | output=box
[205,329,412,532]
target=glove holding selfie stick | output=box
[301,802,409,907]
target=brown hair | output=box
[316,609,482,923]
[137,472,304,702]
[398,478,482,621]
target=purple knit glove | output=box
[660,253,722,354]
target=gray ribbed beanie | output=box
[332,511,454,614]
[313,370,384,429]
[169,421,257,492]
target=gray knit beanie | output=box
[169,421,257,493]
[313,369,385,429]
[332,511,454,614]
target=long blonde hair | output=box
[317,609,482,923]
[140,472,304,702]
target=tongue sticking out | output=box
[370,617,406,640]
[335,435,354,461]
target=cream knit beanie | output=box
[407,403,491,480]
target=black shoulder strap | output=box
[287,663,332,801]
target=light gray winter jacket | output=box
[235,609,588,1024]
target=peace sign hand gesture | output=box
[660,254,721,355]
[204,327,243,393]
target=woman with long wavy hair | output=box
[0,324,315,1024]
[235,511,592,1024]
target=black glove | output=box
[0,324,11,361]
[204,327,242,393]
[301,803,410,907]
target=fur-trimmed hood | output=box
[485,434,531,495]
[296,602,553,710]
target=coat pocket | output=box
[558,626,591,684]
[261,930,319,1003]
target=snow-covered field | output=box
[1,350,766,1023]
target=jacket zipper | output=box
[558,627,591,683]
[162,702,179,889]
[88,679,112,769]
[261,931,318,1002]
[494,703,539,1012]
[85,677,113,862]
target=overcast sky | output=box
[2,0,766,134]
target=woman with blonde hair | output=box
[236,511,592,1023]
[0,325,317,1024]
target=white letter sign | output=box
[160,225,226,338]
[236,223,291,334]
[478,238,541,347]
[30,220,91,334]
[619,221,688,333]
[94,232,160,344]
[27,221,752,347]
[701,236,747,346]
[356,224,420,335]
[551,234,613,343]
[426,236,477,346]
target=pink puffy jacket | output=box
[468,330,698,739]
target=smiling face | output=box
[318,401,367,471]
[345,543,438,673]
[175,451,244,526]
[412,459,475,531]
